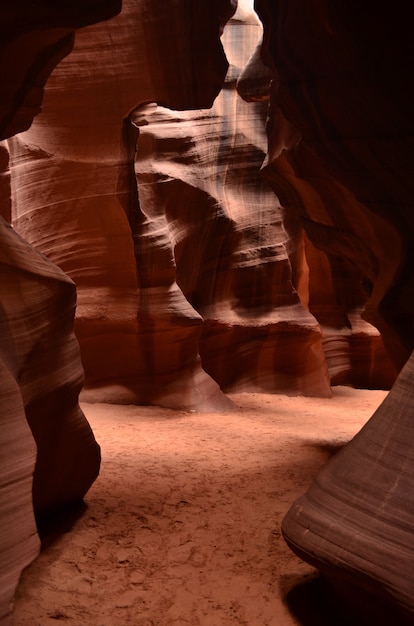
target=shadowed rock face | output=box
[255,0,414,372]
[0,2,120,624]
[8,0,237,410]
[9,0,393,408]
[253,0,414,621]
[3,1,413,623]
[1,2,237,622]
[0,0,122,140]
[131,2,330,398]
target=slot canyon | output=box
[0,1,413,624]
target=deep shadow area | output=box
[283,571,414,626]
[281,573,367,626]
[304,441,345,458]
[36,500,88,550]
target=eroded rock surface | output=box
[282,351,414,625]
[132,2,330,397]
[0,2,121,623]
[9,0,237,410]
[3,1,412,623]
[254,0,414,621]
[9,0,392,406]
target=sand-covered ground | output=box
[13,388,387,626]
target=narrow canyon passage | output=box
[13,389,386,626]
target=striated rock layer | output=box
[0,1,121,623]
[132,1,330,397]
[254,0,414,622]
[9,0,392,406]
[282,351,414,624]
[9,0,237,410]
[0,220,101,515]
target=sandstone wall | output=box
[1,1,412,623]
[0,3,121,623]
[8,0,237,410]
[9,1,393,410]
[253,1,414,622]
[0,2,237,622]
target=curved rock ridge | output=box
[282,349,414,624]
[0,2,121,624]
[9,0,237,410]
[131,0,330,397]
[255,0,413,372]
[254,0,414,621]
[0,349,39,626]
[9,0,393,406]
[0,219,101,515]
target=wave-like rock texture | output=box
[0,226,39,625]
[10,2,395,408]
[8,0,237,410]
[0,2,122,623]
[254,0,414,621]
[132,2,330,397]
[0,220,101,515]
[9,0,393,407]
[282,351,414,625]
[0,159,102,626]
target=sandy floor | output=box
[13,387,387,626]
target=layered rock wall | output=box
[2,1,413,624]
[132,2,330,397]
[0,3,121,624]
[9,0,393,408]
[253,0,414,621]
[8,0,237,410]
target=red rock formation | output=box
[9,0,237,410]
[132,1,330,397]
[282,352,414,625]
[0,2,121,623]
[0,221,101,515]
[9,0,394,408]
[254,0,414,621]
[2,1,412,624]
[0,339,39,626]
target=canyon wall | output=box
[253,1,414,622]
[131,5,330,398]
[9,1,394,410]
[1,1,412,624]
[1,0,235,621]
[0,3,124,623]
[8,0,238,410]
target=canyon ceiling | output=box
[0,1,413,625]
